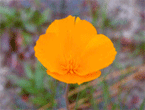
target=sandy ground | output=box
[0,53,13,109]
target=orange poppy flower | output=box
[34,15,117,85]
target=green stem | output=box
[65,84,70,110]
[74,85,80,110]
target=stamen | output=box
[61,56,79,74]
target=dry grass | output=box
[57,64,145,110]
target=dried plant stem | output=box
[65,84,70,110]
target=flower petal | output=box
[34,33,67,75]
[77,34,117,76]
[70,17,98,59]
[34,16,76,75]
[47,70,101,85]
[74,17,97,35]
[46,15,75,34]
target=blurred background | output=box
[0,0,145,109]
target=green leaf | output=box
[20,8,35,22]
[22,32,32,45]
[112,103,118,110]
[15,78,39,94]
[100,3,107,30]
[16,79,32,89]
[8,75,32,89]
[140,43,145,51]
[31,96,48,105]
[40,8,51,24]
[139,99,145,110]
[0,6,16,28]
[24,63,34,79]
[31,10,41,25]
[43,76,52,90]
[35,61,45,90]
[102,81,110,110]
[90,87,99,110]
[24,23,37,33]
[7,75,39,94]
[25,86,39,94]
[0,6,16,17]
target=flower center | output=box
[61,55,79,74]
